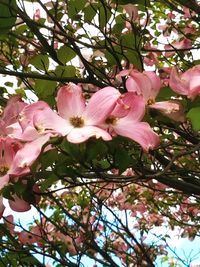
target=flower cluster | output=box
[0,82,161,216]
[3,62,199,217]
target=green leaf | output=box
[0,0,17,35]
[34,79,57,99]
[55,65,76,77]
[187,107,200,131]
[4,81,13,87]
[115,148,131,173]
[84,4,97,22]
[99,6,112,30]
[40,173,58,191]
[120,32,141,49]
[57,45,76,64]
[112,0,150,6]
[86,140,108,161]
[40,150,58,170]
[156,86,176,101]
[68,0,86,18]
[60,140,85,161]
[93,159,110,170]
[30,54,49,71]
[125,50,143,70]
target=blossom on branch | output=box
[119,68,185,122]
[103,93,160,151]
[33,83,120,143]
[169,65,200,99]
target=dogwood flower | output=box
[7,101,55,167]
[118,69,161,102]
[0,138,32,217]
[119,68,185,122]
[0,138,30,191]
[104,93,160,151]
[33,83,121,143]
[0,95,27,136]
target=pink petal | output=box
[3,215,15,234]
[114,120,160,151]
[169,67,188,95]
[0,175,9,191]
[0,138,14,167]
[110,97,130,118]
[6,122,23,139]
[150,100,185,122]
[67,126,112,143]
[56,83,85,119]
[13,134,52,168]
[116,69,131,82]
[0,197,5,218]
[129,71,153,99]
[117,93,145,122]
[9,196,31,212]
[2,96,27,126]
[19,125,40,141]
[83,86,121,125]
[0,119,7,136]
[33,108,73,136]
[188,75,200,98]
[19,101,49,130]
[143,71,161,99]
[125,76,141,94]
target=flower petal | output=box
[83,86,121,125]
[9,196,31,212]
[114,120,160,151]
[0,197,5,218]
[169,67,188,95]
[125,76,141,94]
[19,101,50,130]
[13,134,52,168]
[56,83,85,119]
[67,126,112,143]
[113,93,145,122]
[143,71,161,99]
[2,95,27,126]
[0,175,10,191]
[33,108,73,136]
[150,100,185,122]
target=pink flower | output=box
[7,101,55,167]
[164,38,192,57]
[118,69,161,103]
[18,225,42,245]
[0,138,32,217]
[0,96,27,136]
[34,83,121,143]
[119,68,185,122]
[33,9,41,21]
[0,138,30,191]
[169,65,200,99]
[104,93,160,151]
